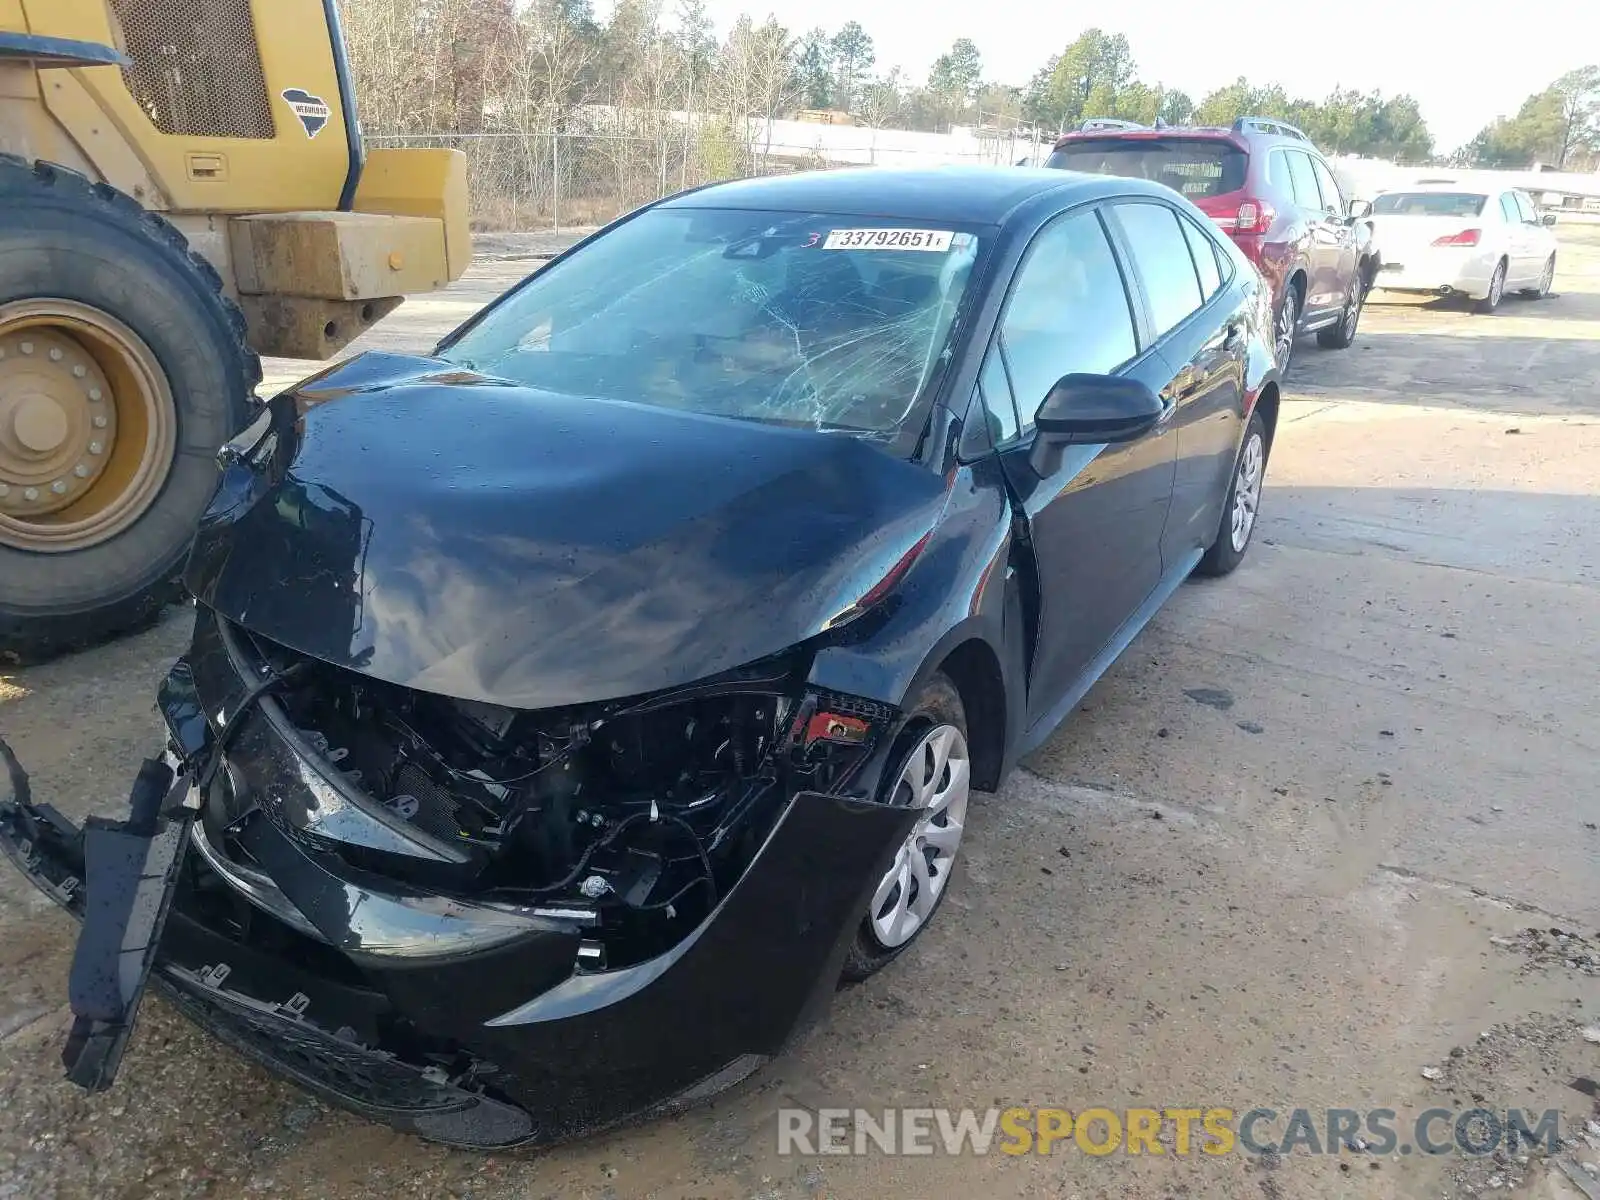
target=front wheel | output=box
[1317,270,1366,349]
[1196,408,1268,578]
[841,674,971,983]
[1520,255,1555,299]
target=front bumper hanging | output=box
[0,640,918,1149]
[0,739,193,1089]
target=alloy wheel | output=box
[1343,277,1365,338]
[869,724,971,949]
[1230,430,1265,553]
[1275,291,1298,373]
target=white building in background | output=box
[745,117,1051,168]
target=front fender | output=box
[808,461,1023,790]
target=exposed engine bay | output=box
[225,628,894,969]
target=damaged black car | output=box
[0,166,1281,1149]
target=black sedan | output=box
[0,166,1280,1149]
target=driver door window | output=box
[999,209,1139,435]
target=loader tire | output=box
[0,157,259,664]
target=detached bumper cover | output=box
[0,664,915,1147]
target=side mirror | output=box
[1029,374,1166,474]
[1347,198,1372,219]
[1541,212,1557,226]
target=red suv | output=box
[1048,117,1379,375]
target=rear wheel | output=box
[1273,282,1301,376]
[1520,254,1555,299]
[1474,259,1507,313]
[0,157,259,662]
[841,674,971,983]
[1196,408,1267,578]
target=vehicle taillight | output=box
[1432,228,1482,247]
[1225,198,1275,235]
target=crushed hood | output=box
[186,354,947,709]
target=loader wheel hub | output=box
[9,394,70,454]
[0,301,173,551]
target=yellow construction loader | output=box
[0,0,468,660]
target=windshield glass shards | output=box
[441,208,985,435]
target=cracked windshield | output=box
[443,207,982,434]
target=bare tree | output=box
[714,15,797,169]
[856,70,905,138]
[485,0,597,225]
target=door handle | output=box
[1222,322,1243,349]
[1163,366,1199,405]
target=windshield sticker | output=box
[821,228,956,252]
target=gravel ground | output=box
[3,226,1599,1200]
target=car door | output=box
[1284,151,1337,319]
[1512,190,1551,284]
[1496,192,1530,283]
[978,205,1177,731]
[1119,203,1249,564]
[1491,195,1516,284]
[1311,155,1359,305]
[1516,192,1555,281]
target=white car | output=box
[1366,184,1559,312]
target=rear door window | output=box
[1284,152,1321,211]
[1266,149,1289,192]
[1513,191,1538,223]
[1113,201,1205,338]
[1180,214,1224,299]
[1047,138,1248,199]
[1499,193,1521,224]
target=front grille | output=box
[159,973,464,1112]
[109,0,276,139]
[390,761,468,843]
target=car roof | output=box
[659,166,1175,224]
[1058,126,1244,145]
[1053,125,1315,152]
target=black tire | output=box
[0,157,259,664]
[841,672,968,983]
[1519,254,1555,299]
[1317,267,1366,349]
[1273,280,1302,377]
[1196,408,1268,578]
[1474,259,1507,314]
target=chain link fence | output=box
[367,128,1048,233]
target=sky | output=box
[687,0,1588,152]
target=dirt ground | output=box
[3,225,1599,1200]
